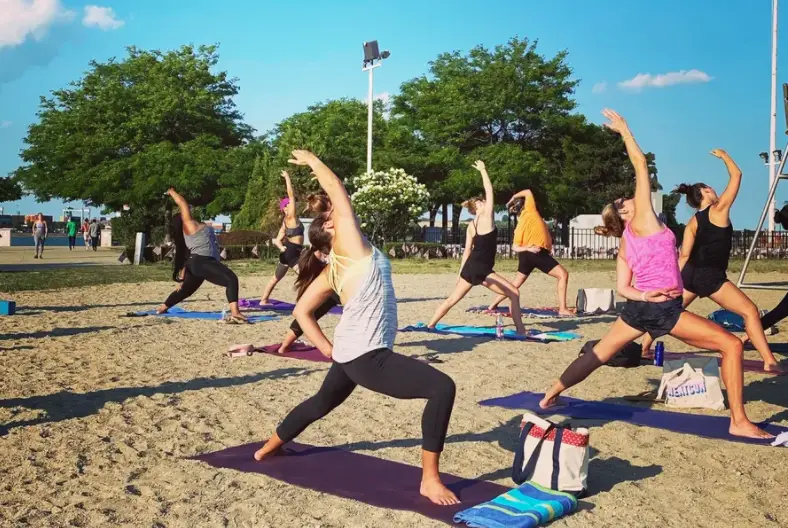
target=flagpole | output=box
[769,0,779,232]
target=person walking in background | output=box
[66,216,78,251]
[32,213,47,259]
[82,219,91,250]
[88,219,101,251]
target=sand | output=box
[1,269,787,527]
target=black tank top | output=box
[688,207,732,270]
[470,221,497,269]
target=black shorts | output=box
[518,248,559,276]
[620,297,684,339]
[681,264,728,298]
[460,257,493,286]
[279,241,304,268]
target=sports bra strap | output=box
[328,250,373,295]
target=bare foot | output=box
[260,298,270,305]
[420,477,460,506]
[558,309,574,317]
[155,304,169,314]
[763,362,785,374]
[231,312,248,321]
[539,394,560,410]
[278,344,290,354]
[729,420,775,439]
[254,439,284,461]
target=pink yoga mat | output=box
[256,343,332,363]
[192,441,509,525]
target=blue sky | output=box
[0,0,782,227]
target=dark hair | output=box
[170,213,189,282]
[294,214,334,299]
[776,204,788,230]
[305,193,331,215]
[673,183,708,209]
[508,198,525,216]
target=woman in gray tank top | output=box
[155,189,247,323]
[32,213,48,259]
[260,170,306,304]
[253,151,460,506]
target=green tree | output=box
[0,176,22,203]
[15,45,252,237]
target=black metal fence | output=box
[390,224,788,260]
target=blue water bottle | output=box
[654,341,664,367]
[495,314,504,340]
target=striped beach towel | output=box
[453,481,577,528]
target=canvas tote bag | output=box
[576,288,615,315]
[657,359,725,411]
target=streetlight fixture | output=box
[362,40,390,173]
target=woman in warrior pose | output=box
[426,160,527,335]
[640,150,782,372]
[539,110,773,440]
[156,189,247,323]
[254,150,460,505]
[260,171,305,304]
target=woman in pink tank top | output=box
[539,110,773,440]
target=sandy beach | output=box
[1,269,787,527]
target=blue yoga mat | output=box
[400,323,580,343]
[133,306,278,323]
[479,391,788,446]
[467,306,591,319]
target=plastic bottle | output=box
[496,314,504,340]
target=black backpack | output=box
[578,339,643,368]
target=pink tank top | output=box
[622,223,683,293]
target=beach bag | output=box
[576,288,615,315]
[512,412,589,496]
[578,339,642,368]
[657,359,725,411]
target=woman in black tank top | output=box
[426,160,527,335]
[261,170,307,304]
[642,149,782,372]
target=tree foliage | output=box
[0,176,22,203]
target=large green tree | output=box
[15,45,252,226]
[0,176,22,203]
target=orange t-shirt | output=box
[513,197,552,250]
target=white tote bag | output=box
[512,412,589,496]
[575,288,615,315]
[657,359,725,411]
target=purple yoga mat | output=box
[479,391,788,446]
[192,441,509,525]
[240,298,343,315]
[257,343,331,363]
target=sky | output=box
[0,0,784,228]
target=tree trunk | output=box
[429,205,438,227]
[560,216,570,248]
[452,203,462,244]
[441,202,449,244]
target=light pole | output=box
[362,41,390,173]
[769,0,779,232]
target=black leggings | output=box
[761,293,788,330]
[164,255,239,307]
[276,348,456,453]
[289,294,340,339]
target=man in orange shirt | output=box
[488,189,572,315]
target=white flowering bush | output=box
[349,168,430,244]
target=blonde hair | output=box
[595,203,625,238]
[305,193,331,215]
[462,196,484,215]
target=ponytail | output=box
[597,203,625,238]
[294,214,333,299]
[170,213,189,281]
[672,183,707,209]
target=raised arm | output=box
[712,149,743,211]
[677,217,698,270]
[282,171,297,220]
[292,270,335,358]
[602,110,660,231]
[167,188,200,235]
[507,189,534,206]
[473,160,495,214]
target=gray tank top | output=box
[331,247,398,363]
[34,221,46,235]
[185,225,219,260]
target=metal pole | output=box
[366,66,375,173]
[769,0,779,232]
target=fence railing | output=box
[388,224,788,260]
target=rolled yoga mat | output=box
[191,441,510,525]
[239,298,343,315]
[479,391,788,446]
[131,306,278,323]
[400,323,580,343]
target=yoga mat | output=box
[132,306,278,323]
[192,441,510,525]
[467,306,588,319]
[400,323,580,343]
[240,298,343,315]
[256,343,331,363]
[648,351,788,377]
[479,391,788,446]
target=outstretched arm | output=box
[507,189,534,205]
[167,188,200,235]
[282,171,297,220]
[292,270,335,358]
[712,149,743,211]
[473,160,495,221]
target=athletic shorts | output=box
[460,256,494,286]
[681,264,728,298]
[518,248,559,276]
[279,241,304,269]
[620,297,683,339]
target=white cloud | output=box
[82,5,124,30]
[0,0,74,49]
[0,121,12,128]
[591,82,607,94]
[618,69,712,91]
[375,91,391,105]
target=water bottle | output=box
[495,314,504,340]
[654,341,664,367]
[221,305,228,321]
